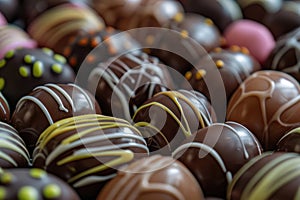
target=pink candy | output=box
[0,12,7,26]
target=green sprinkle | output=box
[54,54,66,64]
[0,187,6,199]
[19,66,29,78]
[51,64,63,74]
[43,184,61,199]
[0,173,12,184]
[18,186,38,200]
[42,48,53,56]
[24,55,35,64]
[5,50,15,59]
[33,61,43,78]
[0,60,6,68]
[0,78,5,91]
[30,168,46,179]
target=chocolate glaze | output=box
[276,127,300,153]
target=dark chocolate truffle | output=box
[276,127,300,153]
[185,46,261,102]
[133,90,216,154]
[10,83,101,153]
[264,27,300,81]
[0,93,9,122]
[0,48,75,109]
[173,121,262,198]
[97,155,205,200]
[227,70,300,150]
[0,168,80,199]
[0,122,30,168]
[227,152,300,200]
[33,114,149,200]
[87,52,173,121]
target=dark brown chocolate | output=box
[276,127,300,153]
[227,70,300,150]
[173,121,262,198]
[0,92,9,122]
[0,0,19,22]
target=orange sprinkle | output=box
[215,60,224,68]
[213,47,222,53]
[87,55,96,63]
[106,27,115,33]
[185,71,192,80]
[230,45,240,52]
[63,47,71,57]
[69,57,77,67]
[91,37,101,48]
[173,12,184,23]
[79,38,89,46]
[241,47,250,54]
[204,18,214,26]
[195,69,206,80]
[180,30,189,38]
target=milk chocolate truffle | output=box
[178,0,242,31]
[33,114,149,200]
[0,122,30,168]
[264,27,300,81]
[97,155,204,200]
[227,70,300,150]
[0,93,9,123]
[0,48,75,109]
[92,0,184,30]
[28,3,105,54]
[11,83,101,153]
[133,90,216,154]
[0,168,80,200]
[227,152,300,200]
[276,127,300,153]
[173,121,262,198]
[185,47,261,102]
[88,52,173,121]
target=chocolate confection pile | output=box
[0,0,300,199]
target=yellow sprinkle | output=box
[216,60,224,68]
[42,48,53,56]
[195,69,206,80]
[180,30,189,38]
[241,47,250,54]
[30,168,46,179]
[33,61,44,78]
[54,54,66,64]
[230,45,240,52]
[0,187,6,199]
[0,78,5,90]
[0,60,6,68]
[185,71,192,80]
[204,18,214,26]
[146,35,155,45]
[5,50,15,59]
[1,173,12,184]
[173,12,184,22]
[51,64,63,74]
[43,184,61,199]
[18,186,38,200]
[19,66,29,78]
[24,55,35,64]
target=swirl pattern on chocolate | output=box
[227,70,300,150]
[0,92,9,122]
[33,114,149,199]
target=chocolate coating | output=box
[133,90,216,154]
[0,93,9,122]
[97,155,204,200]
[0,48,75,110]
[227,70,300,150]
[10,83,101,153]
[173,121,262,198]
[33,114,149,200]
[185,47,261,102]
[276,127,300,153]
[0,168,80,200]
[0,0,19,22]
[264,27,300,81]
[227,152,300,200]
[87,52,173,121]
[0,122,30,168]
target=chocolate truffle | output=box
[87,52,173,121]
[0,48,75,109]
[264,27,300,81]
[178,0,242,31]
[173,121,262,198]
[0,0,19,22]
[33,114,149,200]
[227,152,300,200]
[97,155,204,200]
[92,0,184,30]
[184,46,261,102]
[0,93,9,123]
[0,168,80,199]
[227,70,300,150]
[10,83,101,153]
[0,122,30,168]
[133,90,216,154]
[276,127,300,153]
[28,3,105,54]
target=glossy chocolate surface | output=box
[227,70,300,150]
[0,92,9,122]
[276,127,300,153]
[173,121,262,198]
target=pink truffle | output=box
[224,19,275,64]
[0,12,6,26]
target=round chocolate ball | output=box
[227,70,300,150]
[276,127,300,153]
[133,90,216,154]
[0,92,9,123]
[184,46,261,102]
[0,0,19,22]
[10,83,101,153]
[33,114,149,200]
[264,27,300,82]
[87,52,173,121]
[0,48,75,110]
[97,155,205,200]
[173,121,262,198]
[0,168,80,199]
[0,122,30,168]
[227,152,300,200]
